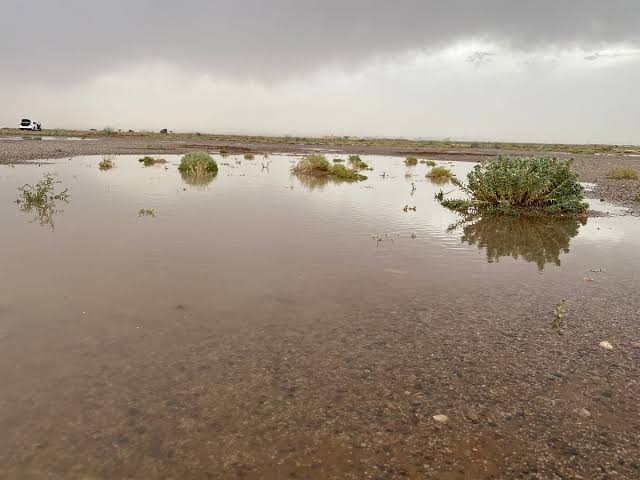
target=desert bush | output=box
[178,152,218,176]
[606,167,638,180]
[292,154,366,181]
[405,157,418,166]
[436,155,587,216]
[420,159,437,167]
[426,166,453,178]
[99,155,115,170]
[348,154,370,170]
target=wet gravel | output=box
[1,136,639,214]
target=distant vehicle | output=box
[19,119,42,131]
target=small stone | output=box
[599,341,613,350]
[579,408,591,418]
[433,414,449,424]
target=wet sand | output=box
[1,134,639,214]
[0,155,639,479]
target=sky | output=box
[1,0,639,144]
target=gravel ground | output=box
[1,136,639,213]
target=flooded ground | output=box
[1,155,639,479]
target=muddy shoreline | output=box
[2,135,639,214]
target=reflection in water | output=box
[427,176,451,186]
[457,215,586,270]
[180,170,217,187]
[293,174,354,191]
[18,201,67,229]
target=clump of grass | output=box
[244,153,255,160]
[426,166,453,178]
[606,167,638,180]
[436,155,588,217]
[178,152,218,176]
[138,208,155,217]
[16,173,70,228]
[405,157,418,166]
[420,159,437,167]
[634,192,640,202]
[292,154,366,181]
[138,156,167,167]
[98,155,115,170]
[348,154,370,170]
[333,158,345,163]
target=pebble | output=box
[579,408,591,418]
[433,414,449,424]
[599,341,613,350]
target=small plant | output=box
[98,156,115,170]
[292,154,367,181]
[402,205,416,212]
[244,153,255,160]
[606,167,638,180]
[16,173,70,228]
[405,157,418,166]
[420,160,437,167]
[138,208,155,217]
[634,192,640,202]
[333,158,345,163]
[553,298,567,335]
[139,156,167,167]
[348,154,370,170]
[426,166,453,178]
[411,183,416,195]
[436,156,588,217]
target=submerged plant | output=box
[553,298,567,334]
[139,156,167,167]
[292,154,366,182]
[138,208,155,217]
[348,154,371,170]
[16,173,70,228]
[405,157,418,166]
[606,167,638,180]
[436,156,588,217]
[98,155,115,170]
[420,159,437,167]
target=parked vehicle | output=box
[19,119,42,131]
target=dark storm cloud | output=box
[1,0,639,82]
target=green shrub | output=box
[426,166,453,178]
[606,167,638,180]
[405,157,418,166]
[139,156,167,167]
[98,156,115,170]
[16,173,70,228]
[437,155,588,216]
[348,154,370,170]
[292,154,366,181]
[178,152,218,176]
[420,159,437,167]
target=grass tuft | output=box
[244,153,255,160]
[292,154,366,181]
[426,166,453,178]
[139,156,167,167]
[98,155,115,170]
[606,167,638,180]
[178,152,218,175]
[405,157,418,166]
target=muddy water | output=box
[1,155,639,479]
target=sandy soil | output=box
[1,135,639,213]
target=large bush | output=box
[292,154,366,181]
[437,156,588,216]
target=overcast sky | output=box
[1,0,639,143]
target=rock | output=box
[579,408,591,418]
[160,128,168,134]
[433,414,449,424]
[599,341,613,350]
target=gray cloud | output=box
[2,0,639,83]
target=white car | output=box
[19,119,42,131]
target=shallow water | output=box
[1,155,639,479]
